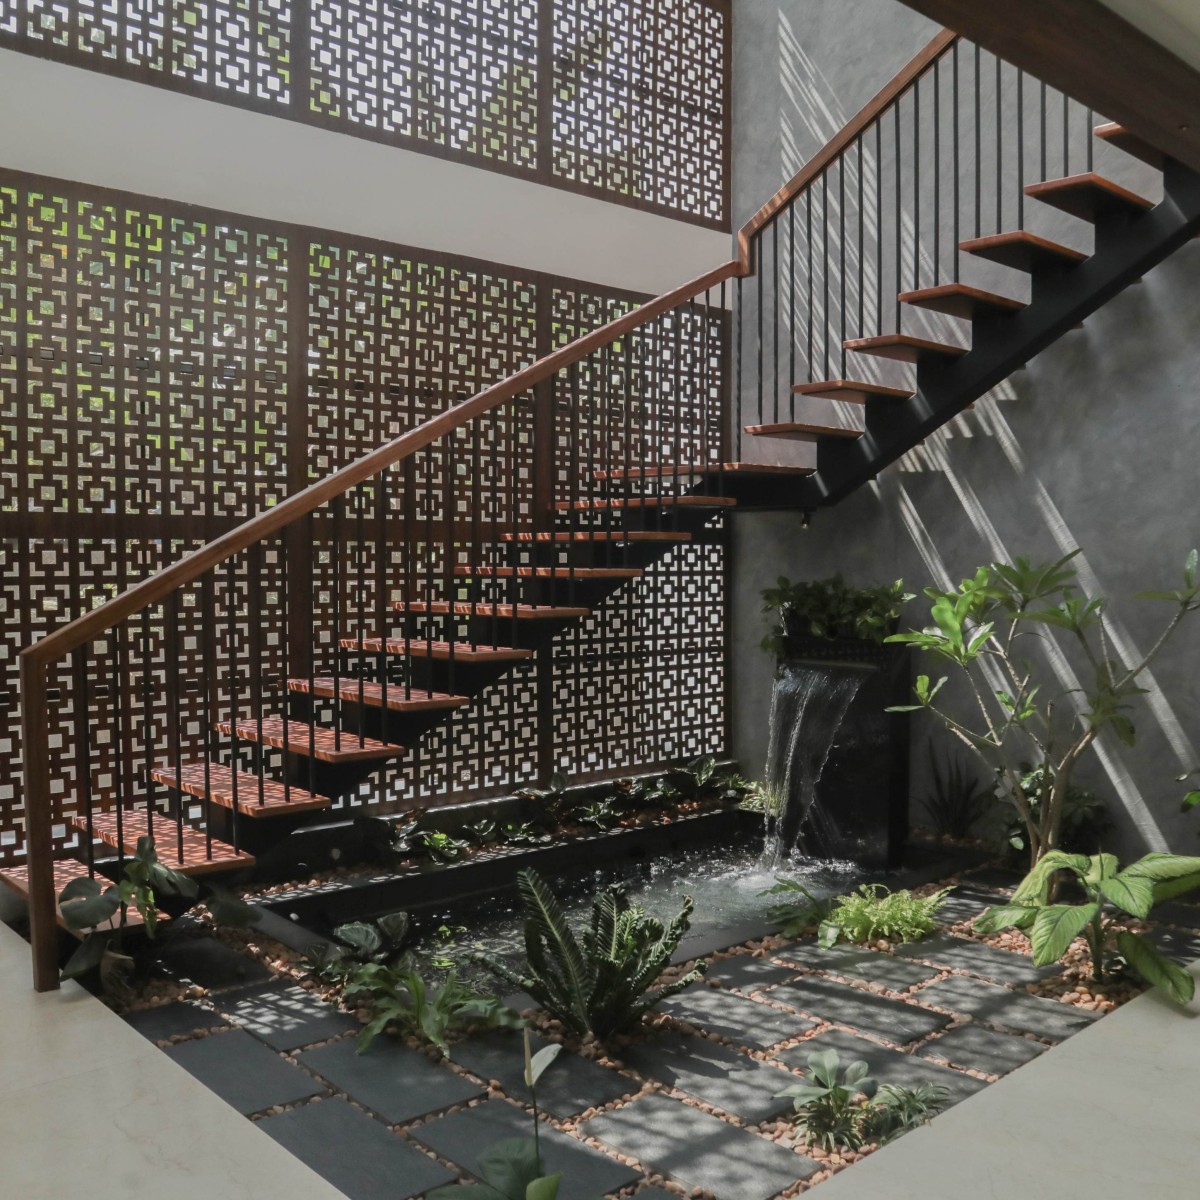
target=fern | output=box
[476,868,704,1038]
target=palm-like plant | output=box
[476,868,704,1038]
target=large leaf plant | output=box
[888,550,1200,867]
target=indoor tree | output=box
[887,550,1200,867]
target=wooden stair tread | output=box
[898,283,1025,320]
[288,676,471,713]
[394,600,590,620]
[792,379,913,402]
[960,231,1087,273]
[746,421,863,442]
[454,564,642,579]
[1025,173,1154,222]
[556,496,737,510]
[217,717,405,763]
[340,637,533,663]
[150,762,331,817]
[594,463,815,479]
[0,858,164,932]
[844,334,967,364]
[1094,122,1165,169]
[75,811,254,876]
[501,530,692,543]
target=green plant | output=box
[975,850,1200,1004]
[575,798,620,832]
[999,764,1110,862]
[421,830,467,863]
[776,1051,948,1150]
[476,868,705,1039]
[344,962,523,1054]
[863,1082,950,1144]
[887,550,1200,867]
[515,772,571,827]
[429,1030,564,1200]
[776,1049,878,1151]
[465,818,499,847]
[919,742,991,839]
[304,911,413,981]
[357,810,428,863]
[761,574,912,656]
[501,822,552,848]
[819,885,949,948]
[759,878,832,937]
[59,836,199,985]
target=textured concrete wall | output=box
[729,0,1200,856]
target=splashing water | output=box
[763,661,870,866]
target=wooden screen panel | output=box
[308,0,539,170]
[0,0,292,107]
[549,0,729,224]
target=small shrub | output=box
[999,765,1110,862]
[343,963,522,1054]
[304,911,413,982]
[759,878,832,937]
[761,574,912,656]
[819,885,948,948]
[475,868,704,1039]
[863,1082,950,1143]
[920,744,991,839]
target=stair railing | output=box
[18,28,989,990]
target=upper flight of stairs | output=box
[6,117,1200,914]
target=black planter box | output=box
[773,638,910,867]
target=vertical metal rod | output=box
[953,41,960,279]
[974,42,982,238]
[788,199,796,418]
[772,220,780,420]
[1017,68,1025,227]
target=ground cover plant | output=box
[302,910,413,982]
[776,1049,948,1151]
[475,868,704,1038]
[975,850,1200,1004]
[761,574,912,656]
[760,878,833,937]
[888,549,1200,867]
[919,743,991,839]
[818,884,949,948]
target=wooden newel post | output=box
[21,651,60,991]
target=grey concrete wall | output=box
[729,0,1200,857]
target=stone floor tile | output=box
[918,1023,1047,1076]
[776,942,939,992]
[703,955,800,992]
[894,932,1059,985]
[155,936,273,992]
[298,1036,483,1124]
[122,1000,231,1043]
[913,976,1098,1041]
[218,982,358,1052]
[258,1098,455,1200]
[410,1098,639,1200]
[163,1029,324,1114]
[582,1092,818,1200]
[619,1030,795,1123]
[450,1029,633,1118]
[659,985,818,1049]
[935,887,1012,927]
[772,975,950,1045]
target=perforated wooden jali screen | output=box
[0,0,730,227]
[0,169,727,865]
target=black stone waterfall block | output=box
[767,640,910,868]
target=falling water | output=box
[762,661,870,866]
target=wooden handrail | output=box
[734,28,958,269]
[19,26,959,672]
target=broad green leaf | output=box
[334,921,385,957]
[60,933,108,980]
[973,903,1039,933]
[1083,854,1120,888]
[843,1059,871,1086]
[1029,903,1098,966]
[477,1137,545,1200]
[1116,932,1196,1006]
[527,1043,562,1088]
[1123,854,1200,882]
[774,1083,830,1105]
[59,887,122,931]
[1151,872,1200,906]
[58,876,103,903]
[1012,851,1091,904]
[525,1177,561,1200]
[1099,872,1154,918]
[817,920,841,949]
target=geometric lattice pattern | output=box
[0,167,728,865]
[0,0,729,225]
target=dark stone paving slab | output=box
[673,919,776,964]
[583,1092,818,1200]
[299,1036,484,1124]
[411,1098,638,1200]
[918,1023,1047,1076]
[164,1029,324,1114]
[123,1000,231,1043]
[1152,900,1200,929]
[218,982,358,1051]
[620,1030,796,1123]
[935,886,1012,927]
[1147,925,1200,961]
[775,943,939,992]
[258,1098,455,1200]
[449,1029,633,1118]
[772,975,950,1046]
[961,868,1020,892]
[660,985,818,1049]
[155,936,273,991]
[894,932,1059,985]
[913,976,1098,1041]
[774,1029,987,1106]
[703,955,800,992]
